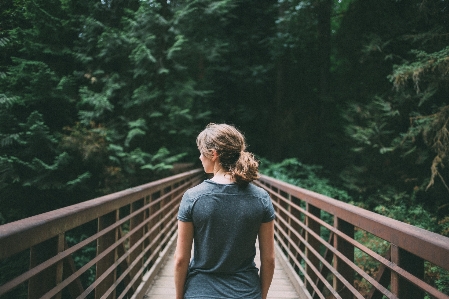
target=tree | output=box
[0,0,92,222]
[336,0,449,221]
[72,0,235,192]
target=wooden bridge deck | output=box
[144,239,305,299]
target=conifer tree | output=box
[0,0,91,222]
[336,0,449,222]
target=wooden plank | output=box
[144,241,309,299]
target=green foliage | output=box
[0,0,93,223]
[375,202,437,231]
[337,0,449,235]
[1,0,235,224]
[353,229,389,296]
[387,45,449,191]
[0,0,448,294]
[389,46,449,96]
[260,157,352,201]
[0,250,28,298]
[65,233,97,287]
[1,111,63,187]
[0,0,446,254]
[425,263,449,299]
[70,0,220,191]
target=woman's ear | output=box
[211,149,219,162]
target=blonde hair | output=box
[196,123,260,186]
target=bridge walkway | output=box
[145,240,302,299]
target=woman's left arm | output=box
[174,220,194,299]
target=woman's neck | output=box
[211,169,235,184]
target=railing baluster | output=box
[367,247,391,299]
[96,210,119,299]
[312,232,334,298]
[149,191,161,268]
[390,244,424,298]
[286,192,292,262]
[129,198,144,292]
[159,186,170,247]
[305,203,321,295]
[55,233,65,299]
[63,239,85,297]
[163,185,173,247]
[390,243,400,297]
[28,236,59,299]
[143,195,151,265]
[291,196,303,270]
[333,218,354,299]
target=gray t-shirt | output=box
[177,180,275,299]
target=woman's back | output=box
[178,180,275,298]
[174,123,275,299]
[179,180,274,273]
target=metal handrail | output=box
[255,174,449,299]
[0,169,203,299]
[1,170,448,299]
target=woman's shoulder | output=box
[245,182,270,199]
[183,180,214,199]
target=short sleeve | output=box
[177,192,193,222]
[262,193,276,223]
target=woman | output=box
[174,123,276,299]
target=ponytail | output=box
[230,151,260,186]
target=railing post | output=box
[129,198,145,291]
[28,234,64,299]
[143,194,151,263]
[291,196,303,267]
[333,218,354,299]
[366,248,391,299]
[272,187,281,243]
[96,210,119,299]
[279,191,289,249]
[63,240,85,298]
[55,233,65,299]
[162,185,173,246]
[161,186,172,247]
[305,203,320,294]
[148,192,161,266]
[390,244,424,298]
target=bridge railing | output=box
[255,175,449,299]
[2,170,449,299]
[0,169,203,299]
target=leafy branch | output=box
[424,105,449,191]
[389,46,449,95]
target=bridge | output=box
[0,169,448,299]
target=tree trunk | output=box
[317,0,332,102]
[269,1,290,161]
[316,0,333,160]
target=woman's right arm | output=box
[258,220,275,299]
[174,220,194,299]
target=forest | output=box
[1,0,448,243]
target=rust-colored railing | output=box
[0,169,203,299]
[255,175,449,299]
[1,170,449,299]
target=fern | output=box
[0,94,19,108]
